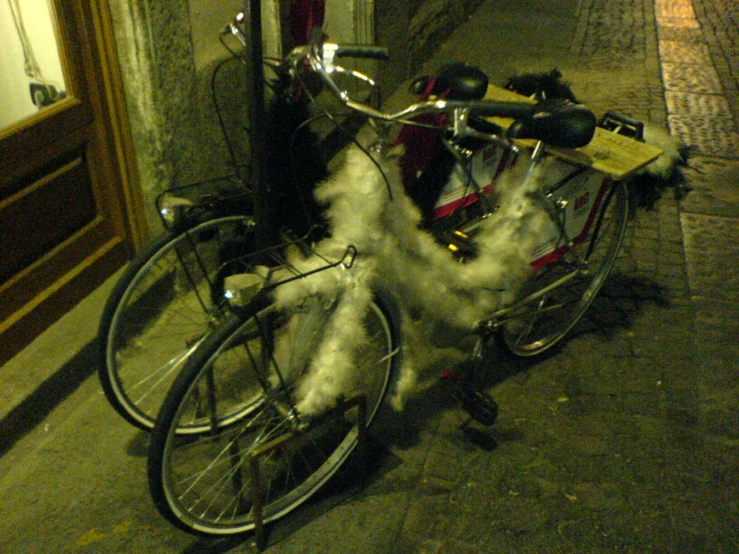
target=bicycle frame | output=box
[218,21,659,338]
[434,138,615,263]
[143,14,671,536]
[429,135,620,319]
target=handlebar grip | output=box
[335,45,390,60]
[469,102,537,120]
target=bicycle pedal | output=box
[459,389,498,427]
[440,230,478,258]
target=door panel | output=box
[0,0,142,365]
[1,154,96,285]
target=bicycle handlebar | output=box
[343,97,536,123]
[306,36,537,127]
[223,14,559,142]
[307,35,597,149]
[332,44,390,60]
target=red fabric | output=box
[394,78,449,194]
[395,116,444,193]
[440,368,461,382]
[290,0,326,46]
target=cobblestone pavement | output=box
[0,0,737,553]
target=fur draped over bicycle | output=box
[273,141,552,416]
[142,24,691,534]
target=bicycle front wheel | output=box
[98,215,255,431]
[502,181,629,356]
[148,294,399,536]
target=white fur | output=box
[273,143,549,415]
[641,124,685,180]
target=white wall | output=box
[0,0,66,130]
[324,0,374,43]
[323,0,377,99]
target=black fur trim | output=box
[628,143,692,211]
[406,143,457,225]
[503,69,580,103]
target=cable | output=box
[218,34,246,66]
[211,55,261,187]
[301,75,395,201]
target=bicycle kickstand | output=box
[453,336,499,451]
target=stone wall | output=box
[376,0,485,93]
[108,0,254,235]
[109,0,483,238]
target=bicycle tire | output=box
[98,215,256,431]
[147,293,399,536]
[501,180,629,356]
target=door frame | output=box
[83,0,147,251]
[0,0,145,365]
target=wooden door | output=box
[0,0,144,365]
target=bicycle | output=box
[96,15,329,433]
[146,21,664,537]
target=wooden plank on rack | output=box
[483,85,663,179]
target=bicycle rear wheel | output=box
[502,181,629,356]
[148,293,399,536]
[98,215,255,431]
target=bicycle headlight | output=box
[159,196,194,227]
[224,272,266,307]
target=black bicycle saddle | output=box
[409,62,489,100]
[507,101,597,149]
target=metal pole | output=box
[244,0,273,249]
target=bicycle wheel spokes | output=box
[167,404,356,526]
[150,295,398,535]
[101,216,255,431]
[162,368,355,531]
[506,267,588,349]
[169,405,283,520]
[178,326,266,433]
[127,338,204,406]
[502,182,629,356]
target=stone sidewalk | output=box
[0,0,737,552]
